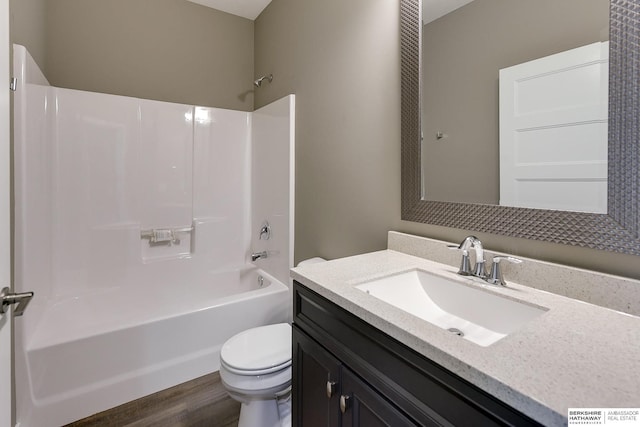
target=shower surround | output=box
[12,45,295,426]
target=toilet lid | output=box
[221,323,291,372]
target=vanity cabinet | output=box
[294,325,415,426]
[292,281,543,427]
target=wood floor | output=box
[65,372,240,427]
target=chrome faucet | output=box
[251,251,268,262]
[449,235,487,278]
[449,236,522,286]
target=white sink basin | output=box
[356,269,547,346]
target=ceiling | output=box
[423,0,475,24]
[187,0,475,23]
[186,0,273,20]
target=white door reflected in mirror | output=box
[499,42,609,214]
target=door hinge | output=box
[10,77,17,92]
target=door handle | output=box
[340,394,351,414]
[326,380,337,398]
[1,287,34,316]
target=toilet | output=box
[219,258,326,427]
[219,323,292,427]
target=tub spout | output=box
[251,251,268,261]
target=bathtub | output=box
[16,266,290,427]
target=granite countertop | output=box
[290,249,640,427]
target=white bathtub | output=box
[13,46,296,427]
[16,267,290,427]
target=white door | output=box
[499,42,609,213]
[1,0,12,425]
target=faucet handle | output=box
[447,247,473,276]
[458,250,474,276]
[494,256,523,265]
[259,221,271,240]
[486,256,522,286]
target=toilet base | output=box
[238,397,291,427]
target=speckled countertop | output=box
[290,249,640,427]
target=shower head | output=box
[254,74,273,87]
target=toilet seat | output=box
[221,323,291,376]
[222,358,291,376]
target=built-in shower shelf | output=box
[140,226,194,244]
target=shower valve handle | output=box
[259,221,271,240]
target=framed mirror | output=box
[400,0,640,255]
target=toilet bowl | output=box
[219,323,292,427]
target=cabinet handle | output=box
[340,394,351,414]
[326,381,336,398]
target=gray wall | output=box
[10,0,47,73]
[422,0,609,204]
[41,0,254,111]
[254,0,401,263]
[256,0,640,280]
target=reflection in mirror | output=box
[421,0,609,213]
[401,0,640,255]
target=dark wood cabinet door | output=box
[293,325,342,427]
[340,368,418,427]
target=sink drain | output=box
[447,328,464,337]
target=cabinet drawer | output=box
[293,281,542,427]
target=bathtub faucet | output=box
[251,251,268,262]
